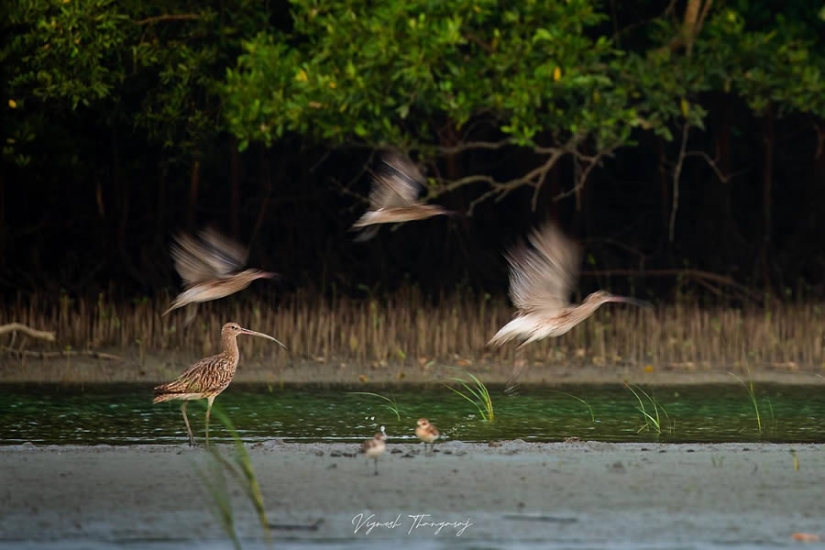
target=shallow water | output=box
[1,382,824,445]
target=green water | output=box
[0,383,823,445]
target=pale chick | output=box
[350,150,457,242]
[362,431,387,475]
[415,418,440,455]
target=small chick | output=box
[362,432,387,475]
[415,418,440,455]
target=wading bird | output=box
[362,429,387,475]
[415,418,440,454]
[350,150,458,242]
[488,223,651,392]
[153,322,286,447]
[164,227,277,326]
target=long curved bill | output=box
[608,296,653,308]
[240,327,287,349]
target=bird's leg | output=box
[183,304,199,328]
[205,395,215,448]
[373,457,379,476]
[181,401,195,447]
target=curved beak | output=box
[240,327,287,349]
[608,296,653,308]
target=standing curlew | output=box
[361,429,387,475]
[488,223,651,391]
[153,322,286,447]
[164,227,277,326]
[415,418,440,455]
[350,150,458,242]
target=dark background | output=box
[2,1,824,304]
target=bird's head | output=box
[238,269,278,282]
[584,290,652,309]
[221,322,287,349]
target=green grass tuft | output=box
[444,370,494,422]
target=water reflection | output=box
[1,382,824,445]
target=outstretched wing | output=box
[368,150,425,209]
[170,227,249,285]
[505,223,582,315]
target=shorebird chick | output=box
[415,418,440,455]
[362,431,387,475]
[152,322,286,447]
[350,150,458,242]
[164,227,277,326]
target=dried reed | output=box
[1,288,823,372]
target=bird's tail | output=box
[152,392,177,404]
[353,225,380,242]
[487,315,539,347]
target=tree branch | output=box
[0,323,55,342]
[551,144,619,203]
[683,150,748,184]
[2,347,124,362]
[135,14,200,25]
[580,268,761,302]
[462,32,495,54]
[434,140,514,155]
[669,121,691,242]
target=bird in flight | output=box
[350,150,458,241]
[164,227,276,326]
[488,223,651,392]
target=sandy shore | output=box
[2,353,825,386]
[1,441,824,549]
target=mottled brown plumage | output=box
[488,223,651,393]
[164,227,277,326]
[350,150,458,241]
[153,322,286,447]
[361,431,387,475]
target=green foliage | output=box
[2,0,272,166]
[5,0,825,205]
[6,0,129,108]
[223,0,641,152]
[625,383,672,434]
[445,370,494,422]
[195,403,272,548]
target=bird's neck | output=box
[578,295,606,317]
[220,333,241,364]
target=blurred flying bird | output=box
[164,227,277,326]
[350,150,458,241]
[152,322,286,447]
[488,223,651,393]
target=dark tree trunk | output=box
[188,155,200,230]
[760,104,774,293]
[656,137,669,257]
[230,137,242,239]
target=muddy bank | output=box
[1,442,823,548]
[2,353,824,386]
